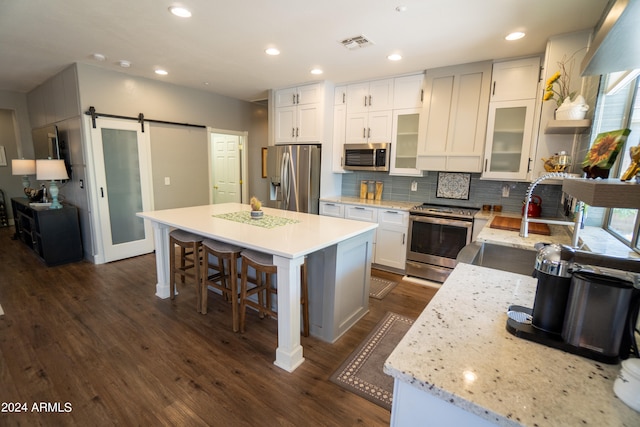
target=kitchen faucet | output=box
[519,172,583,247]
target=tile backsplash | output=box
[341,172,564,218]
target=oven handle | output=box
[410,215,473,229]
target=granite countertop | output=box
[384,263,640,427]
[475,211,573,250]
[320,196,417,211]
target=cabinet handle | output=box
[292,128,296,137]
[420,89,424,102]
[402,233,405,245]
[492,81,496,96]
[363,128,366,138]
[296,127,299,137]
[100,187,104,198]
[355,207,365,210]
[368,95,372,106]
[386,210,398,214]
[364,96,368,107]
[342,93,346,103]
[367,128,371,138]
[296,93,300,104]
[326,203,335,206]
[484,159,488,172]
[527,158,532,172]
[292,94,296,104]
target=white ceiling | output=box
[0,0,611,102]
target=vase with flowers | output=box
[543,53,589,120]
[250,196,263,218]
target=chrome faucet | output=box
[519,172,583,247]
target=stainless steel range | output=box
[406,203,479,282]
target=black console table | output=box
[11,198,83,266]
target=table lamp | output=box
[11,159,36,188]
[36,159,69,209]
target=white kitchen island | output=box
[138,203,376,373]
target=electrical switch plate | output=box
[502,184,509,197]
[411,181,417,192]
[164,177,171,185]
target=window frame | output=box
[596,73,640,252]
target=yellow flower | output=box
[543,91,554,101]
[585,135,619,166]
[546,71,561,86]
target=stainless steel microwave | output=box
[343,143,390,171]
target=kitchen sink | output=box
[457,242,537,276]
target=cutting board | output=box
[489,215,551,236]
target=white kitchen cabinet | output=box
[274,83,323,144]
[319,201,345,218]
[390,108,422,176]
[346,79,394,113]
[393,74,424,109]
[275,84,322,108]
[345,205,378,262]
[416,61,492,172]
[482,57,540,181]
[490,57,541,102]
[345,110,393,144]
[482,99,537,180]
[375,209,408,270]
[332,102,349,173]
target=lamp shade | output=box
[36,159,69,180]
[11,159,36,175]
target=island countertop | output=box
[384,263,640,426]
[138,203,377,258]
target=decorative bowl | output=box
[250,210,264,219]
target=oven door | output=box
[407,215,473,269]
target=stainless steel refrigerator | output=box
[267,144,321,214]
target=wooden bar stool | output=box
[169,229,203,312]
[239,249,309,337]
[201,239,243,331]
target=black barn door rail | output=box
[85,106,206,132]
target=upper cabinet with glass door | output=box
[482,57,541,180]
[390,74,424,176]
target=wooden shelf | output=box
[544,119,591,134]
[562,178,640,208]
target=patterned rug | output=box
[369,277,398,299]
[329,312,414,410]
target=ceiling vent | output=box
[340,35,373,50]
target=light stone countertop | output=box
[320,196,417,211]
[475,211,573,250]
[384,263,640,427]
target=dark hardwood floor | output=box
[0,226,437,426]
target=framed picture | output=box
[0,146,6,166]
[436,172,471,200]
[261,147,268,178]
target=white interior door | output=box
[89,118,154,262]
[210,131,244,204]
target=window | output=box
[589,72,640,251]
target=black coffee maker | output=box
[507,244,640,364]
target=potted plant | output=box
[250,196,263,218]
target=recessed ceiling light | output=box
[168,5,192,18]
[92,53,106,61]
[310,68,323,75]
[155,69,168,76]
[505,32,525,41]
[265,47,280,56]
[387,54,402,61]
[118,60,131,68]
[395,5,408,12]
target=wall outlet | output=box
[164,177,171,186]
[411,181,418,192]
